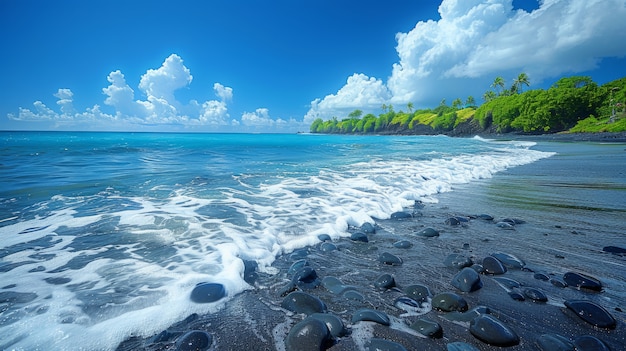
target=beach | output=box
[115,139,625,351]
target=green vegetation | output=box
[310,75,626,135]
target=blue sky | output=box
[2,0,626,133]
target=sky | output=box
[1,0,626,133]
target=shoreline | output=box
[117,141,625,351]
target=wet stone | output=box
[469,314,520,347]
[44,277,72,285]
[602,245,626,254]
[285,317,330,351]
[290,248,309,260]
[564,300,616,329]
[496,222,515,230]
[523,287,548,302]
[416,227,439,237]
[378,252,403,266]
[470,264,485,274]
[493,277,521,289]
[175,331,212,351]
[190,283,226,303]
[444,254,473,270]
[393,240,412,249]
[288,259,310,276]
[319,242,337,252]
[351,308,390,326]
[482,256,507,275]
[451,267,483,292]
[477,214,494,221]
[432,292,468,312]
[490,252,525,269]
[343,290,364,301]
[563,272,603,291]
[444,306,490,323]
[550,277,568,288]
[310,313,347,338]
[366,338,407,351]
[374,273,396,290]
[536,333,574,351]
[573,335,611,351]
[390,211,413,220]
[447,341,480,351]
[508,290,525,301]
[322,276,345,294]
[534,272,550,281]
[445,217,461,226]
[317,234,332,242]
[403,284,431,303]
[394,297,422,313]
[281,291,327,315]
[292,266,321,290]
[351,232,369,243]
[360,222,376,234]
[242,259,259,285]
[410,318,442,338]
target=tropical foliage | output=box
[310,75,626,135]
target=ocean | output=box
[0,132,621,350]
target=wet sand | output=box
[117,140,625,351]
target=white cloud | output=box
[304,73,391,122]
[308,0,626,118]
[388,0,626,106]
[241,108,307,131]
[11,54,235,128]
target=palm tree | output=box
[452,98,463,109]
[483,90,496,102]
[491,76,505,95]
[381,104,388,113]
[407,102,414,113]
[513,73,530,93]
[465,96,476,108]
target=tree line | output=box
[310,74,626,135]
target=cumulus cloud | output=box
[10,54,234,128]
[309,0,626,118]
[304,73,391,123]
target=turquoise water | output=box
[0,132,553,350]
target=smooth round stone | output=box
[564,300,616,329]
[602,245,626,254]
[444,254,473,270]
[416,227,439,237]
[573,335,611,351]
[451,267,483,292]
[482,256,507,275]
[351,232,369,243]
[292,266,320,289]
[285,318,330,351]
[432,292,468,312]
[490,252,525,269]
[469,315,520,347]
[534,272,550,281]
[343,290,364,301]
[322,276,344,294]
[310,313,347,338]
[393,240,412,249]
[394,297,421,312]
[477,214,494,221]
[320,242,337,252]
[366,338,407,351]
[447,341,480,351]
[290,248,309,260]
[379,252,403,266]
[351,308,390,326]
[360,222,376,234]
[190,283,226,303]
[404,284,431,303]
[563,272,603,291]
[445,217,461,226]
[374,273,396,290]
[318,234,332,242]
[390,211,413,220]
[550,277,568,288]
[288,259,310,276]
[502,218,525,225]
[410,318,442,338]
[523,287,548,302]
[175,331,212,351]
[508,290,525,301]
[281,291,327,315]
[242,259,259,285]
[537,333,574,351]
[470,264,485,274]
